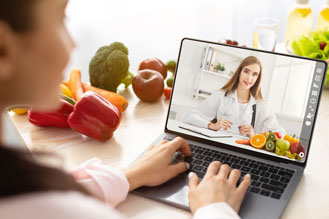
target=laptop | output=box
[132,38,327,219]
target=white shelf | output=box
[202,70,231,79]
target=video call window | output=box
[167,39,322,163]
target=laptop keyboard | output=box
[169,139,295,200]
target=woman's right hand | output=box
[208,118,233,131]
[188,161,251,214]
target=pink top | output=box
[0,158,240,219]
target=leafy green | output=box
[291,28,329,87]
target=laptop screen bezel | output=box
[164,37,327,169]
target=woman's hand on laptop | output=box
[208,118,233,131]
[122,137,191,192]
[188,161,251,214]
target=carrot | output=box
[235,139,251,145]
[68,68,84,101]
[82,82,128,112]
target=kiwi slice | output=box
[268,132,277,142]
[265,140,275,152]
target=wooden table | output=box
[7,87,329,219]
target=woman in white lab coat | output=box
[184,56,285,137]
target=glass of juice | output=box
[253,17,279,51]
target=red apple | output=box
[132,69,164,102]
[290,142,305,155]
[138,58,167,79]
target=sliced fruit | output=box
[268,131,277,142]
[250,134,266,149]
[265,140,275,152]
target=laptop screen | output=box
[166,38,327,164]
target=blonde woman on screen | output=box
[184,56,285,138]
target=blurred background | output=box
[3,0,327,146]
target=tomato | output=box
[163,87,172,99]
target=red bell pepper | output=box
[67,91,121,141]
[274,132,282,139]
[28,100,74,128]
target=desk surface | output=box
[7,87,329,219]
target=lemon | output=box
[11,108,28,115]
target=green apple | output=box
[275,139,290,156]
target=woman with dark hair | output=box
[184,56,285,137]
[0,0,250,218]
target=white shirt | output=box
[0,158,241,219]
[184,90,286,135]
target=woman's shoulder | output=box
[0,191,124,219]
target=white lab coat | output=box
[183,90,286,135]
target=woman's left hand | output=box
[238,124,255,138]
[122,137,191,192]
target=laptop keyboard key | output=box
[202,161,210,167]
[278,170,293,178]
[270,174,280,180]
[280,177,290,184]
[194,165,203,171]
[251,175,259,181]
[269,180,287,189]
[260,177,269,183]
[241,166,251,172]
[205,157,214,162]
[261,184,284,194]
[251,169,260,175]
[195,154,205,160]
[232,164,242,169]
[260,190,271,197]
[251,181,261,187]
[250,187,260,194]
[271,193,282,199]
[193,159,203,165]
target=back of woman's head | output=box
[0,0,38,32]
[0,146,90,198]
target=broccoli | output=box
[89,42,131,92]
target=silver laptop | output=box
[133,38,327,219]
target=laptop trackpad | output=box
[133,173,190,210]
[133,172,285,219]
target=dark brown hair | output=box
[221,56,264,101]
[0,146,90,198]
[0,0,90,198]
[0,0,39,32]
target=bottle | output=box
[317,0,329,30]
[285,0,313,44]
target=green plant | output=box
[215,63,225,71]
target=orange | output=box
[250,134,266,149]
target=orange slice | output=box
[250,134,266,149]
